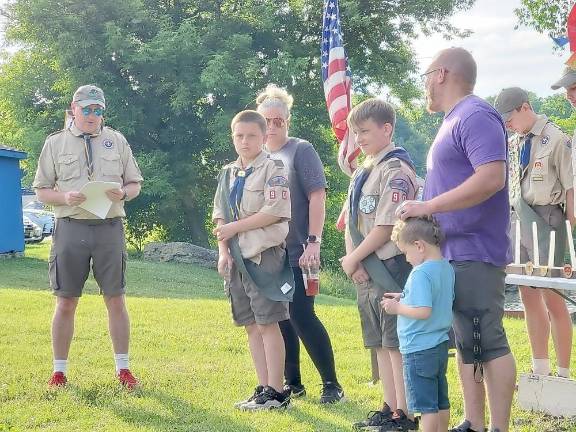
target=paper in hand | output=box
[78,181,121,219]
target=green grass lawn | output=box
[0,242,575,431]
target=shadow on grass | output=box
[62,384,258,432]
[0,251,355,306]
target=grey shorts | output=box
[49,217,127,298]
[512,205,565,264]
[356,254,411,349]
[451,261,511,364]
[226,246,290,326]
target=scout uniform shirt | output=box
[509,114,572,206]
[212,151,291,264]
[347,146,418,260]
[33,123,143,219]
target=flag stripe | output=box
[321,0,359,177]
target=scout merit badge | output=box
[216,166,294,302]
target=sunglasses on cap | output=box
[81,106,104,117]
[265,117,286,128]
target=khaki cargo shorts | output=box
[226,246,290,326]
[356,254,411,349]
[49,217,127,297]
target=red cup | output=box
[305,276,319,296]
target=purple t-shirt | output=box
[424,95,512,267]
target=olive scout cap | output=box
[73,85,105,108]
[494,87,529,122]
[551,66,576,90]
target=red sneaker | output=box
[118,369,140,390]
[48,371,67,387]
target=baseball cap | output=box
[494,87,529,122]
[551,66,576,90]
[72,85,106,108]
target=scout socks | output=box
[53,359,68,374]
[557,367,570,378]
[532,358,551,375]
[114,353,129,373]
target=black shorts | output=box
[451,261,511,364]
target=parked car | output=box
[23,201,54,238]
[23,215,43,243]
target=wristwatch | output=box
[307,235,321,244]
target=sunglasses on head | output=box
[265,117,286,128]
[81,106,104,117]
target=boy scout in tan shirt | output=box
[33,85,143,389]
[340,99,419,431]
[212,110,292,410]
[495,87,573,379]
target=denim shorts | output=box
[403,341,450,414]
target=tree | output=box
[0,0,475,254]
[515,0,573,37]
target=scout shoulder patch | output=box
[386,158,401,169]
[268,175,288,187]
[273,159,285,168]
[389,177,409,195]
[359,195,377,214]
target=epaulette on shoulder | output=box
[46,129,66,139]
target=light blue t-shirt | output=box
[397,259,455,355]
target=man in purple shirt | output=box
[398,48,516,432]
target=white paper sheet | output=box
[78,181,121,219]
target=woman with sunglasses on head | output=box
[256,84,345,403]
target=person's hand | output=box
[213,222,238,242]
[106,188,125,202]
[217,253,233,279]
[299,242,320,268]
[396,200,432,220]
[340,254,359,277]
[351,262,370,285]
[64,191,86,206]
[381,293,401,314]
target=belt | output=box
[59,217,121,225]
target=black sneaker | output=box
[283,383,306,398]
[242,386,290,410]
[449,420,486,432]
[234,385,264,409]
[378,409,418,431]
[353,404,393,430]
[320,381,345,404]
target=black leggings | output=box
[279,267,338,385]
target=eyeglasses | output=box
[420,68,443,83]
[265,117,286,128]
[81,107,104,117]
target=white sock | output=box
[114,353,129,373]
[53,359,68,374]
[532,358,551,375]
[557,367,570,378]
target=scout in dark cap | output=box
[494,86,573,380]
[34,85,143,389]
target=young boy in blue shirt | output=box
[381,217,455,432]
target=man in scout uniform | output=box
[340,98,419,431]
[33,85,143,389]
[495,87,574,380]
[212,110,293,410]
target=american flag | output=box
[321,0,358,177]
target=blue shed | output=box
[0,145,27,255]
